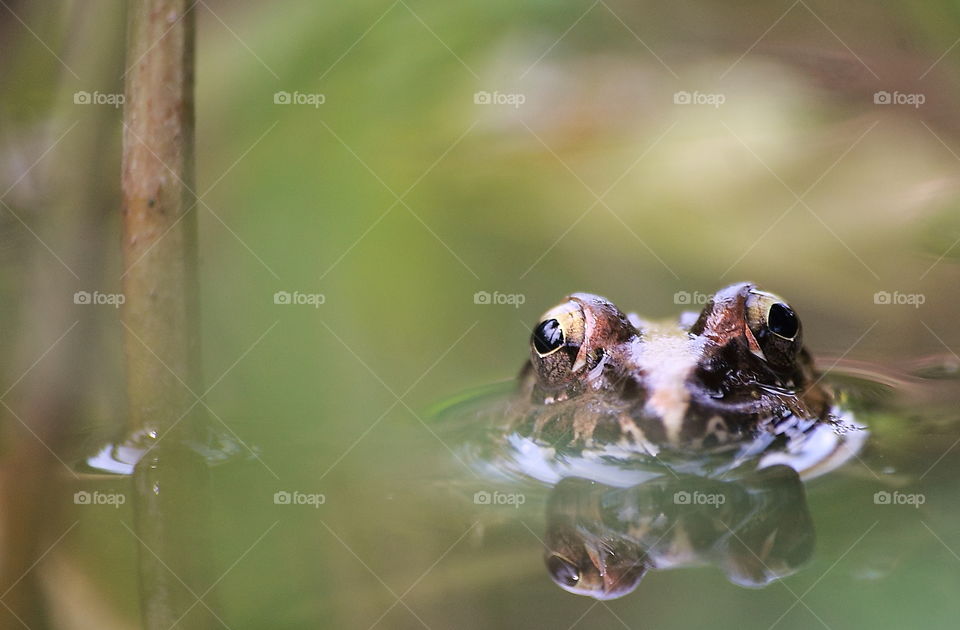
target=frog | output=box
[441,282,867,599]
[513,282,835,451]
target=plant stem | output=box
[122,2,215,628]
[122,1,200,419]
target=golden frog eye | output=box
[766,302,799,339]
[531,301,585,358]
[528,301,587,389]
[746,290,799,339]
[532,319,564,355]
[529,295,635,390]
[746,289,802,368]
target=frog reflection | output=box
[544,465,813,599]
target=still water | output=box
[63,338,960,629]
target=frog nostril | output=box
[533,319,564,355]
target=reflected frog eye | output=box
[746,289,803,369]
[546,554,581,588]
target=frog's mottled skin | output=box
[515,283,832,450]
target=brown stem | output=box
[122,2,215,629]
[122,0,200,426]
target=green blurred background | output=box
[1,0,960,628]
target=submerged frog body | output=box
[515,282,834,450]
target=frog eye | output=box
[529,294,635,390]
[767,302,799,339]
[530,300,586,359]
[533,318,565,356]
[528,300,587,386]
[746,289,803,368]
[546,554,581,588]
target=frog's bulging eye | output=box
[767,302,799,339]
[546,554,581,588]
[529,294,634,390]
[528,300,587,388]
[746,289,803,369]
[533,319,564,356]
